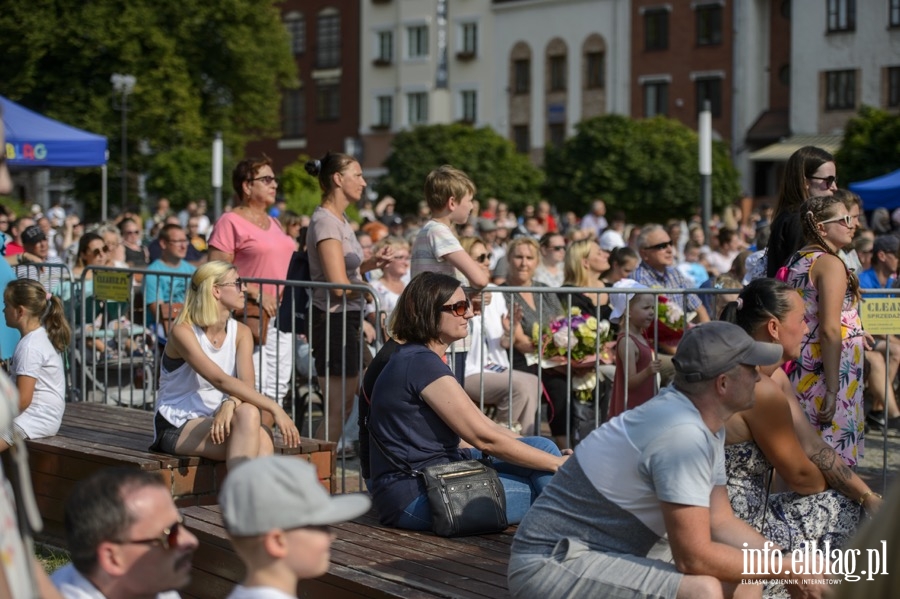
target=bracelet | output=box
[858,491,881,505]
[221,398,236,407]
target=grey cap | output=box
[673,321,782,382]
[220,455,371,537]
[478,218,498,232]
[873,234,900,255]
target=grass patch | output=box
[34,543,69,574]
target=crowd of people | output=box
[1,134,899,597]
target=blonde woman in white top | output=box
[151,261,299,468]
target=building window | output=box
[285,14,305,55]
[375,95,393,128]
[643,81,668,117]
[316,11,340,68]
[376,30,393,63]
[695,77,722,117]
[888,67,900,107]
[549,55,566,92]
[408,92,428,125]
[696,4,722,46]
[460,22,478,56]
[316,84,340,121]
[513,125,529,153]
[460,90,477,123]
[891,0,900,27]
[825,70,856,110]
[548,124,566,147]
[585,51,605,89]
[282,89,306,137]
[408,25,429,58]
[514,59,531,94]
[827,0,855,32]
[645,9,669,51]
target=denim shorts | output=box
[150,411,186,455]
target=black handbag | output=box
[370,431,508,537]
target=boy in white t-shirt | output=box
[410,166,490,382]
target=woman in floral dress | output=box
[781,196,865,466]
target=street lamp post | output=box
[110,74,136,215]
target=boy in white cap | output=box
[220,456,371,599]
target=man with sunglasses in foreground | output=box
[52,468,198,598]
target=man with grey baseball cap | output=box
[221,455,371,598]
[509,322,829,599]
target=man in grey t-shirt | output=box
[509,322,829,599]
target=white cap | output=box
[609,279,648,322]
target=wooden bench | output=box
[182,505,514,599]
[27,402,335,544]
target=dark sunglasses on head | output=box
[808,175,837,187]
[474,252,492,264]
[644,240,674,251]
[116,516,184,551]
[440,299,471,317]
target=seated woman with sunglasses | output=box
[151,261,300,469]
[367,272,568,530]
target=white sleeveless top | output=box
[156,319,238,428]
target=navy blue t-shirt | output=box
[368,343,467,525]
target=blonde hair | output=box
[506,236,540,264]
[563,239,596,287]
[423,165,476,213]
[374,235,409,255]
[176,260,238,327]
[459,236,486,255]
[4,279,71,352]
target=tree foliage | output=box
[280,155,324,218]
[544,115,740,223]
[0,0,296,213]
[377,124,544,213]
[834,105,900,185]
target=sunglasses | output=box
[117,517,184,551]
[440,299,471,317]
[808,175,837,187]
[644,240,674,251]
[251,175,278,185]
[216,278,244,290]
[473,252,492,264]
[819,214,853,228]
[550,245,566,251]
[90,246,110,257]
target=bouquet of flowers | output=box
[531,307,612,402]
[650,295,687,346]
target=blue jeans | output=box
[395,436,561,530]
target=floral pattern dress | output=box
[783,250,865,466]
[726,441,861,599]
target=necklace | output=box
[207,329,226,348]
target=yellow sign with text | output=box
[860,298,900,335]
[93,271,131,302]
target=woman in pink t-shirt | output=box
[208,155,296,407]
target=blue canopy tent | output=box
[1,94,108,215]
[849,168,900,211]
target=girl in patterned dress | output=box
[781,196,865,466]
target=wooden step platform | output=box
[182,505,515,599]
[27,402,335,544]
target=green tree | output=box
[835,105,900,184]
[280,156,323,218]
[544,115,740,223]
[0,0,296,214]
[377,124,544,213]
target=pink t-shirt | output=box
[208,212,295,297]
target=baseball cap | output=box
[220,455,371,537]
[21,224,46,245]
[672,321,782,382]
[609,279,648,322]
[478,218,497,233]
[873,235,900,256]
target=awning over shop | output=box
[748,134,842,162]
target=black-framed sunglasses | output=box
[808,175,837,187]
[116,516,184,551]
[91,245,110,257]
[215,278,244,290]
[251,175,278,185]
[440,299,471,317]
[644,240,674,251]
[819,214,853,228]
[474,252,492,264]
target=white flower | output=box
[666,302,684,323]
[597,319,611,337]
[552,326,578,350]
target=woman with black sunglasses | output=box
[151,260,299,468]
[367,272,567,531]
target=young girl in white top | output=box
[151,261,300,468]
[1,279,71,450]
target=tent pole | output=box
[101,164,108,222]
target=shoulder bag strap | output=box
[368,428,418,477]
